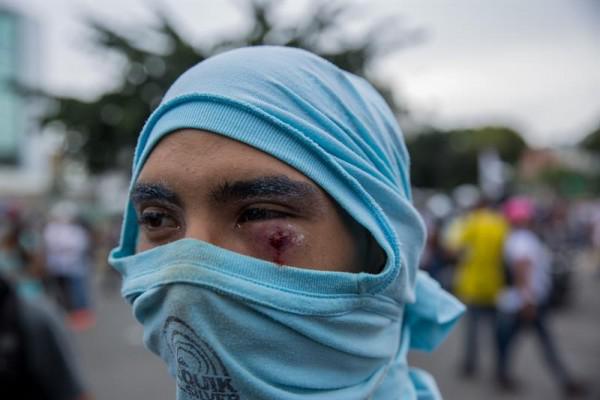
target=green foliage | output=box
[575,124,600,194]
[535,166,593,197]
[407,126,528,189]
[580,124,600,153]
[41,0,419,173]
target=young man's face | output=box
[132,129,374,273]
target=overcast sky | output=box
[3,0,600,147]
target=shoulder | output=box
[505,229,537,257]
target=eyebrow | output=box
[130,176,323,212]
[130,182,182,206]
[211,175,321,207]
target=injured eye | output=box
[237,207,291,224]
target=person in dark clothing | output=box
[0,275,90,400]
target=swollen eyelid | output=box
[238,208,288,223]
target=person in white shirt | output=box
[43,203,94,331]
[497,197,584,396]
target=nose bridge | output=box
[184,212,217,245]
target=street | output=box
[410,258,600,399]
[73,282,175,399]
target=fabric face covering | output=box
[110,46,464,399]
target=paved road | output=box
[73,255,599,400]
[410,254,600,400]
[73,283,175,399]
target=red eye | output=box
[237,208,289,224]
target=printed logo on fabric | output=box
[163,316,240,400]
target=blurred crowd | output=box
[0,201,120,322]
[1,190,599,398]
[418,189,600,397]
[0,199,120,400]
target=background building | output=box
[0,7,52,199]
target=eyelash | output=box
[137,209,180,231]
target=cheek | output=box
[246,223,306,265]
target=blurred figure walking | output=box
[497,197,584,396]
[0,275,91,400]
[0,205,91,399]
[420,216,455,291]
[43,203,95,331]
[590,201,600,278]
[0,204,44,300]
[450,199,509,378]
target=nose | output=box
[183,213,246,257]
[184,218,216,245]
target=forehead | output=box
[137,129,312,187]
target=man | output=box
[43,203,94,331]
[109,46,464,399]
[497,197,583,395]
[450,199,508,377]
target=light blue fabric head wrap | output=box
[110,46,463,399]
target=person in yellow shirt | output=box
[450,199,509,377]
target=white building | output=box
[0,8,53,199]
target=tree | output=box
[577,123,600,194]
[41,0,421,174]
[580,124,600,154]
[407,126,528,190]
